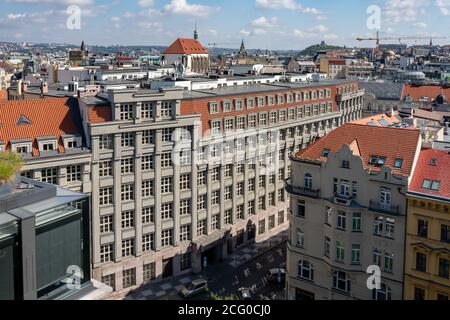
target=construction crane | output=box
[356,31,447,46]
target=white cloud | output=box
[293,25,330,38]
[138,0,154,7]
[316,15,328,21]
[7,0,94,5]
[413,21,427,28]
[255,0,320,14]
[240,29,251,36]
[323,33,339,40]
[384,0,430,24]
[164,0,220,17]
[253,28,267,35]
[436,0,450,15]
[251,16,278,28]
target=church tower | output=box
[194,23,199,41]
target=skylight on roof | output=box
[378,118,389,127]
[369,155,378,165]
[429,158,437,166]
[422,179,440,191]
[377,156,386,166]
[367,121,377,126]
[394,158,403,169]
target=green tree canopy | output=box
[0,152,23,184]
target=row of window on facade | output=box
[9,136,81,155]
[99,210,286,264]
[296,260,393,300]
[296,200,397,238]
[208,89,333,115]
[101,252,191,291]
[210,108,334,134]
[118,101,175,121]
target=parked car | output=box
[179,279,208,298]
[267,268,286,283]
[238,287,253,300]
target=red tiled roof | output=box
[0,98,78,156]
[352,113,401,127]
[87,105,112,123]
[164,38,208,55]
[295,123,421,176]
[0,90,7,101]
[328,59,346,65]
[409,149,450,199]
[401,84,450,102]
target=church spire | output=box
[81,40,85,52]
[194,23,199,41]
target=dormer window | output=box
[37,136,58,153]
[429,158,437,166]
[394,159,403,169]
[42,143,55,151]
[377,156,386,166]
[369,155,378,165]
[16,145,30,154]
[322,149,330,158]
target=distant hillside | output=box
[299,44,344,57]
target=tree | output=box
[208,290,238,301]
[0,152,23,184]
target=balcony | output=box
[285,179,320,198]
[333,193,354,206]
[336,89,365,102]
[369,201,400,216]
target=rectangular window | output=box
[259,220,266,235]
[441,224,450,243]
[66,165,82,182]
[439,258,450,279]
[211,190,220,206]
[324,237,331,257]
[161,153,172,168]
[197,171,206,185]
[337,211,346,230]
[384,253,394,272]
[99,161,112,177]
[197,220,207,236]
[141,103,153,119]
[100,215,113,234]
[121,132,134,147]
[142,130,154,145]
[142,233,155,252]
[41,168,58,185]
[142,180,154,198]
[278,211,284,225]
[142,155,154,171]
[225,209,232,225]
[197,195,206,210]
[179,174,191,190]
[99,187,113,206]
[121,158,134,174]
[418,219,429,238]
[161,229,173,247]
[121,210,134,229]
[122,268,136,289]
[121,238,135,257]
[297,200,306,218]
[101,274,115,290]
[100,244,114,263]
[180,199,191,216]
[351,244,361,265]
[161,203,173,220]
[121,184,134,201]
[161,101,173,117]
[416,252,427,272]
[180,225,191,242]
[336,242,345,262]
[142,207,154,224]
[143,263,156,283]
[211,215,220,231]
[99,134,113,150]
[352,213,362,232]
[120,104,133,120]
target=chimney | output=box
[40,81,48,96]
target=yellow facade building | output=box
[404,149,450,300]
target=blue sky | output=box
[0,0,449,49]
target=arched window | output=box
[372,283,392,300]
[298,260,314,280]
[304,174,313,189]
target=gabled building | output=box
[0,98,91,193]
[163,38,210,76]
[405,149,450,300]
[286,123,422,300]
